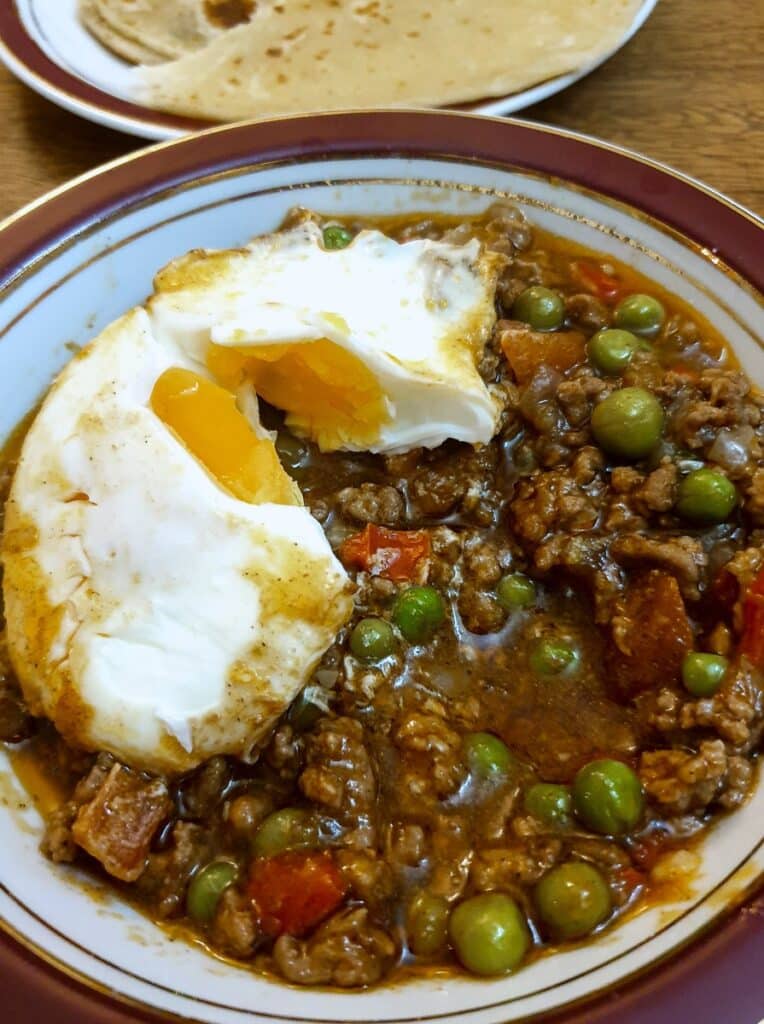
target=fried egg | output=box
[3,218,503,774]
[2,307,354,775]
[148,220,504,452]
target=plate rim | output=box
[0,0,660,140]
[0,109,762,1023]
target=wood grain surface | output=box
[0,0,761,221]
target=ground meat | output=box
[427,525,462,589]
[745,467,764,525]
[226,791,275,838]
[510,463,605,545]
[383,822,427,868]
[670,369,763,451]
[566,836,631,871]
[461,534,505,586]
[409,444,499,522]
[40,753,114,863]
[556,369,612,427]
[678,658,764,753]
[179,757,229,819]
[335,848,395,909]
[475,786,521,843]
[609,534,707,600]
[40,804,78,863]
[457,534,510,630]
[299,717,377,846]
[336,483,404,527]
[564,293,610,332]
[533,534,623,622]
[496,272,528,315]
[458,586,506,634]
[470,838,563,891]
[395,711,465,801]
[211,887,259,958]
[610,459,679,516]
[265,723,304,780]
[639,739,735,815]
[133,822,211,918]
[427,813,473,900]
[273,907,396,987]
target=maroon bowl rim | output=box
[0,109,762,1024]
[0,1,212,134]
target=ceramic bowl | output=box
[0,111,762,1024]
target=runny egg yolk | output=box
[150,367,300,505]
[206,338,390,452]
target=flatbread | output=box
[79,0,170,65]
[80,0,255,64]
[131,0,643,122]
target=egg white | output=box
[149,221,504,452]
[2,307,354,774]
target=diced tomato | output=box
[570,260,622,303]
[608,571,693,699]
[248,851,347,938]
[500,325,586,386]
[741,568,764,667]
[339,524,431,582]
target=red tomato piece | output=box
[741,568,764,667]
[570,260,622,303]
[248,851,347,938]
[500,326,586,386]
[339,524,431,582]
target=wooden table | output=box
[0,0,761,220]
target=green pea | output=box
[350,617,396,661]
[252,807,316,858]
[407,891,450,957]
[512,286,565,331]
[614,293,665,337]
[392,586,446,644]
[682,652,728,697]
[530,637,579,676]
[675,468,737,524]
[534,861,612,940]
[588,328,645,375]
[524,783,573,828]
[449,893,531,976]
[322,225,353,250]
[572,759,644,835]
[590,387,664,460]
[186,860,238,923]
[496,573,536,610]
[464,732,513,778]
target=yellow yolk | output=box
[207,339,390,452]
[150,367,300,505]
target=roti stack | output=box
[79,0,643,121]
[80,0,256,64]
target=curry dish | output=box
[2,204,763,987]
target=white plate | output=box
[0,0,659,140]
[0,111,762,1024]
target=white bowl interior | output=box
[0,155,762,1024]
